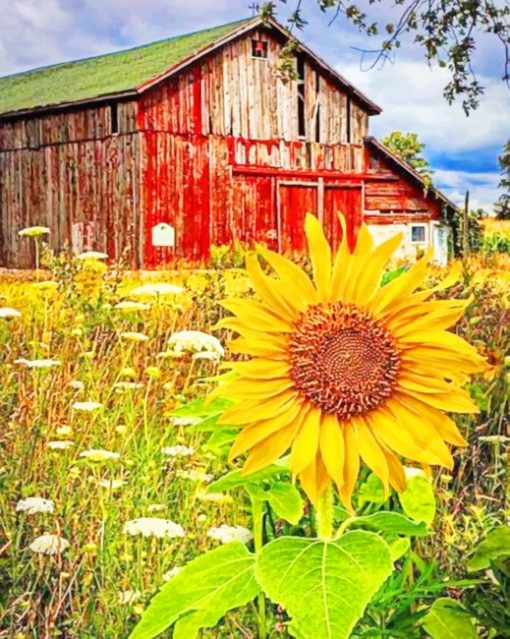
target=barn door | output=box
[232,176,277,249]
[277,182,319,253]
[323,184,363,251]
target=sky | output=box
[0,0,508,213]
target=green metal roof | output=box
[0,18,252,117]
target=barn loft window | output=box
[252,39,268,59]
[297,53,306,139]
[110,102,119,135]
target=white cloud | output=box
[336,58,509,154]
[434,169,501,213]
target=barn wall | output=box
[137,29,369,144]
[0,105,140,268]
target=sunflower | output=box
[212,215,487,510]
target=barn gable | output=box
[0,17,379,120]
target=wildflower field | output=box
[0,222,509,639]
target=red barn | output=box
[0,17,456,268]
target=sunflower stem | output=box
[317,485,334,541]
[251,496,267,639]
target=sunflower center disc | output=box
[288,303,400,420]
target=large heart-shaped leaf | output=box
[129,543,259,639]
[256,532,393,639]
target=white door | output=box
[432,224,450,266]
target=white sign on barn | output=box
[152,223,175,248]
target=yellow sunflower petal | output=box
[319,414,345,491]
[350,232,403,304]
[331,213,351,300]
[398,388,480,414]
[341,224,376,302]
[228,337,288,359]
[305,213,332,301]
[229,399,304,460]
[353,417,389,495]
[290,407,321,476]
[209,376,294,402]
[227,359,292,380]
[242,422,301,475]
[256,243,319,304]
[339,423,360,512]
[245,254,299,321]
[219,298,294,332]
[369,249,433,317]
[218,390,298,426]
[299,453,331,507]
[368,405,453,468]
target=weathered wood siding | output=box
[137,29,368,144]
[364,150,442,223]
[0,105,140,267]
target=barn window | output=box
[110,102,119,135]
[252,39,268,59]
[297,53,306,139]
[410,224,427,243]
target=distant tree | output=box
[259,1,510,114]
[381,131,433,183]
[495,140,510,219]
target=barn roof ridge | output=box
[0,16,381,119]
[364,136,459,214]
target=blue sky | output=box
[0,0,508,212]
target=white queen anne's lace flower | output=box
[131,283,184,297]
[16,497,55,515]
[123,518,185,539]
[18,226,50,238]
[161,445,194,458]
[176,469,213,483]
[72,401,102,412]
[207,525,253,545]
[15,358,61,369]
[0,307,22,319]
[115,301,151,312]
[29,534,69,555]
[77,251,108,260]
[47,440,74,450]
[79,449,120,462]
[118,589,141,605]
[167,331,224,358]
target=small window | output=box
[110,102,119,135]
[410,224,427,243]
[252,40,268,59]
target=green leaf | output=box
[256,532,394,639]
[358,473,386,505]
[387,536,411,561]
[207,460,290,493]
[422,597,476,639]
[267,482,304,525]
[203,427,237,454]
[467,526,510,572]
[399,476,436,525]
[129,543,259,639]
[171,397,231,418]
[353,512,428,537]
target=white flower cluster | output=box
[161,445,194,458]
[16,497,55,515]
[79,449,120,462]
[207,525,253,545]
[29,534,69,555]
[123,518,185,539]
[167,331,224,360]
